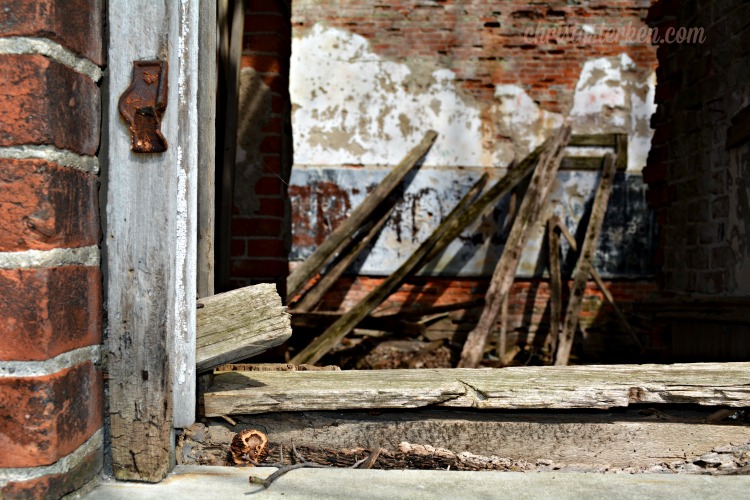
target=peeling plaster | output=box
[289,25,657,276]
[291,24,501,167]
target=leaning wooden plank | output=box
[286,131,438,302]
[551,217,642,351]
[293,202,397,312]
[555,153,617,366]
[203,362,750,415]
[196,284,291,373]
[184,408,750,469]
[214,363,340,372]
[107,0,201,481]
[459,125,572,368]
[546,217,563,355]
[290,174,489,365]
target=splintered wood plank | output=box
[293,202,397,312]
[290,173,488,365]
[555,153,617,365]
[459,125,571,367]
[286,130,438,301]
[203,362,750,416]
[196,284,291,373]
[185,409,750,469]
[107,0,202,482]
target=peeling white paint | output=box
[290,25,657,276]
[292,25,655,173]
[291,24,501,167]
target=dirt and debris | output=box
[179,425,750,475]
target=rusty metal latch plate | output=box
[118,60,168,153]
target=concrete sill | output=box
[83,465,750,499]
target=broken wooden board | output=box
[555,153,617,366]
[286,130,438,302]
[181,408,750,469]
[204,362,750,416]
[459,124,572,367]
[196,283,291,373]
[290,174,488,365]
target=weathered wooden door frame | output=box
[105,0,215,482]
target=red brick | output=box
[0,159,99,252]
[245,33,286,54]
[231,258,288,278]
[230,238,246,257]
[0,361,102,467]
[258,197,286,216]
[245,14,288,34]
[246,238,286,258]
[0,0,104,65]
[1,448,102,500]
[241,54,283,73]
[259,134,282,154]
[0,55,100,155]
[0,266,101,361]
[246,0,286,15]
[254,175,282,195]
[232,217,282,237]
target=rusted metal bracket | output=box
[118,60,168,153]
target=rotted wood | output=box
[286,130,438,302]
[290,173,489,365]
[203,362,750,415]
[107,0,202,480]
[180,408,750,469]
[555,153,617,366]
[293,202,397,312]
[459,124,572,368]
[555,216,643,350]
[196,283,291,373]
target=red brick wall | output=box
[230,0,293,296]
[0,0,104,497]
[645,0,750,295]
[310,276,659,360]
[292,0,657,114]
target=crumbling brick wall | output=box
[645,0,750,359]
[0,0,104,496]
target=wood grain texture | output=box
[204,362,750,416]
[555,153,617,365]
[196,283,291,372]
[106,0,200,481]
[197,0,216,299]
[459,125,571,367]
[185,409,750,468]
[286,130,438,301]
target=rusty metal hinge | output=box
[118,60,168,153]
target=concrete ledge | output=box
[84,465,750,499]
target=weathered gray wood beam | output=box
[196,284,291,373]
[204,362,750,415]
[107,0,203,481]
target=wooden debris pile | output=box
[283,124,641,368]
[195,125,644,372]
